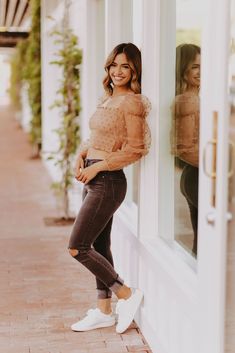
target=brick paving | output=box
[0,102,152,353]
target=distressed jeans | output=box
[69,159,127,299]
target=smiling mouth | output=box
[112,75,125,79]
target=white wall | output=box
[0,53,11,98]
[105,0,133,54]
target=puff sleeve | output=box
[171,94,199,167]
[104,94,151,171]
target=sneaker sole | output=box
[116,290,143,334]
[71,319,115,332]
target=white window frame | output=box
[139,0,198,271]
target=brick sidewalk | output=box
[0,103,152,353]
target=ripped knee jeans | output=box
[68,159,127,299]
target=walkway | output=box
[0,101,152,353]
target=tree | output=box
[49,13,82,220]
[24,0,42,157]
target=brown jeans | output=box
[69,159,127,299]
[180,164,199,255]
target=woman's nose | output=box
[115,66,122,75]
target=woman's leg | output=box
[93,217,132,313]
[69,169,127,296]
[69,163,142,333]
[186,199,198,254]
[93,217,113,314]
[93,217,114,302]
[180,164,199,255]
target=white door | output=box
[138,1,232,352]
[198,0,231,352]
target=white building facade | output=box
[40,1,235,353]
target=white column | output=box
[139,0,160,240]
[158,0,176,240]
[69,0,105,138]
[133,0,144,48]
[139,0,175,241]
[105,0,133,55]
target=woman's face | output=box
[109,53,132,88]
[184,53,201,88]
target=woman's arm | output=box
[103,94,151,171]
[104,112,148,171]
[75,113,148,184]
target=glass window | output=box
[173,0,204,258]
[159,0,206,260]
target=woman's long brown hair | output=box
[175,44,201,95]
[103,43,142,95]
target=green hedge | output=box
[9,0,41,152]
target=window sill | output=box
[140,236,198,300]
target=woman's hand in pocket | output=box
[76,164,99,184]
[74,155,85,179]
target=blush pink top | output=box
[78,93,151,171]
[171,92,199,167]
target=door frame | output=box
[197,0,230,352]
[139,0,231,352]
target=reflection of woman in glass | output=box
[172,44,200,255]
[68,43,151,333]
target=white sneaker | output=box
[115,288,143,334]
[71,308,115,332]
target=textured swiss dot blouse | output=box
[171,92,199,167]
[78,93,151,171]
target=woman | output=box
[172,44,200,255]
[68,43,151,333]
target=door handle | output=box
[228,141,235,205]
[206,211,216,225]
[206,211,233,225]
[202,112,218,208]
[203,140,217,179]
[228,141,235,178]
